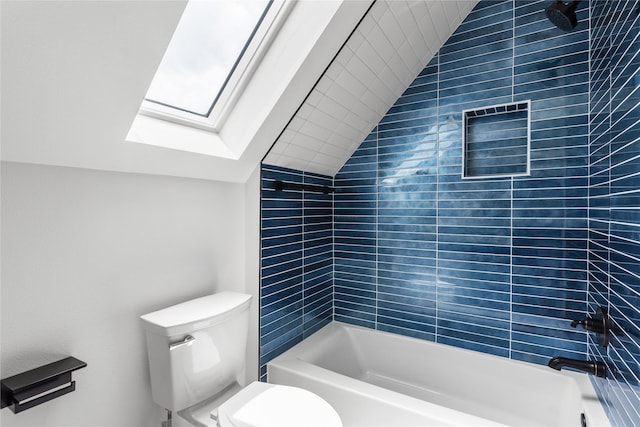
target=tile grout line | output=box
[435,50,440,343]
[605,0,612,364]
[586,0,592,361]
[332,172,335,324]
[509,0,515,360]
[375,124,380,331]
[304,172,309,338]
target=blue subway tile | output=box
[259,2,640,423]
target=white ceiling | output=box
[1,0,477,183]
[264,0,478,177]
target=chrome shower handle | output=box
[169,335,195,350]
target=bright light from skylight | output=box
[144,0,271,116]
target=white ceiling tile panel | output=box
[345,54,378,88]
[379,54,408,83]
[334,46,351,66]
[428,1,455,41]
[400,8,431,62]
[283,142,316,158]
[418,13,445,53]
[369,0,388,21]
[335,68,368,99]
[267,153,284,164]
[348,30,366,51]
[441,0,462,24]
[279,128,296,143]
[269,142,288,155]
[319,142,350,158]
[328,84,359,111]
[305,91,323,107]
[354,51,396,95]
[388,2,418,38]
[288,116,305,132]
[293,133,323,151]
[326,133,351,147]
[297,103,314,119]
[355,11,376,36]
[329,89,378,121]
[336,70,368,99]
[406,29,431,64]
[378,61,405,92]
[324,62,342,80]
[300,120,332,141]
[407,1,428,22]
[264,0,478,177]
[359,15,377,39]
[355,39,386,74]
[457,1,477,16]
[342,112,370,133]
[331,45,356,70]
[379,9,405,50]
[311,152,342,168]
[360,90,390,117]
[335,121,365,141]
[308,107,339,130]
[316,96,350,121]
[395,41,420,76]
[362,77,395,109]
[282,157,311,172]
[314,77,333,95]
[322,81,356,109]
[365,23,396,62]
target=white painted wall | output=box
[0,162,260,427]
[243,166,261,385]
[1,0,371,183]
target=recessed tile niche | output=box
[462,101,531,179]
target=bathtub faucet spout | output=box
[547,357,607,378]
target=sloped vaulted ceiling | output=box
[1,0,478,182]
[264,0,478,177]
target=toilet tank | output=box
[140,292,252,411]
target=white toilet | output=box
[140,292,341,427]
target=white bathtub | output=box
[267,322,610,427]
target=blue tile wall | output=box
[260,1,639,425]
[588,1,640,425]
[334,0,591,365]
[259,165,333,381]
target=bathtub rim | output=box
[267,321,611,427]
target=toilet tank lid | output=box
[140,292,252,337]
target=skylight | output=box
[127,0,368,171]
[144,0,271,117]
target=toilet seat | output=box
[215,382,342,427]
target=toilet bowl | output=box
[178,381,341,427]
[213,382,341,427]
[140,292,342,427]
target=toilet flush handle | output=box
[169,335,195,351]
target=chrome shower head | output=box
[545,1,580,31]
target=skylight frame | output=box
[139,0,293,133]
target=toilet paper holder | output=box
[1,356,87,413]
